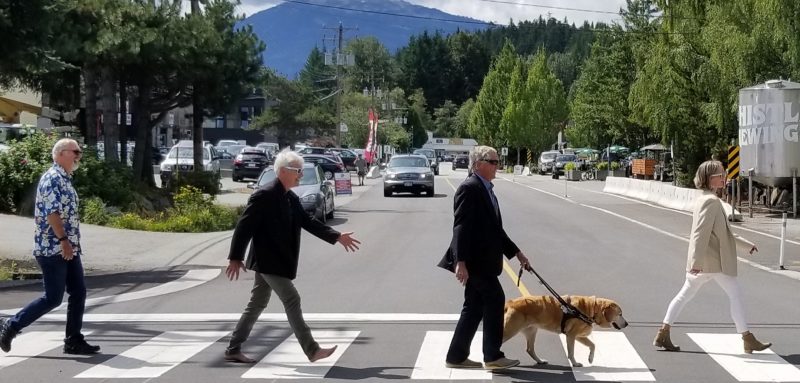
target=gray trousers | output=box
[226,272,319,358]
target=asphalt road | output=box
[2,165,800,382]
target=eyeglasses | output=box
[285,166,303,174]
[711,173,726,179]
[482,159,499,165]
[63,149,82,156]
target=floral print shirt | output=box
[32,164,81,257]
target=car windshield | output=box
[542,152,558,160]
[556,154,576,161]
[167,147,209,160]
[389,157,428,168]
[258,168,319,187]
[413,150,435,158]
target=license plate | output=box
[247,163,257,168]
[404,182,412,187]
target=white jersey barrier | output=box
[366,165,382,179]
[604,177,742,220]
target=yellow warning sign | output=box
[727,145,739,180]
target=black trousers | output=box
[446,275,506,363]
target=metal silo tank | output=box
[738,79,800,187]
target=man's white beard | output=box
[71,161,80,172]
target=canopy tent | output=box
[573,148,601,159]
[640,143,667,151]
[607,145,629,154]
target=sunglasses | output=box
[285,166,304,174]
[482,159,499,165]
[63,149,82,156]
[711,173,726,178]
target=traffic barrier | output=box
[604,178,740,220]
[366,166,381,179]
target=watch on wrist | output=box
[58,236,68,242]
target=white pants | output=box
[663,272,748,333]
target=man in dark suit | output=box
[224,149,361,364]
[438,145,530,370]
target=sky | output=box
[226,0,630,25]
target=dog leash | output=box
[518,264,594,327]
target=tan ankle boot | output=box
[742,332,771,354]
[653,328,680,351]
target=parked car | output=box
[216,139,240,149]
[159,142,221,187]
[452,155,469,170]
[300,154,346,180]
[298,147,329,155]
[250,163,335,222]
[538,150,560,174]
[413,148,439,175]
[383,154,435,197]
[329,148,357,170]
[255,142,280,156]
[232,147,271,182]
[441,154,454,163]
[553,154,578,175]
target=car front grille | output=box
[397,173,419,180]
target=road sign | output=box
[727,145,740,180]
[501,147,508,156]
[339,123,348,132]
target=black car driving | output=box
[232,147,270,182]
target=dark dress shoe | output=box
[64,339,101,355]
[0,318,19,353]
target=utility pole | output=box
[323,22,356,147]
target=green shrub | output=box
[596,162,608,170]
[73,148,136,209]
[81,197,111,225]
[0,133,58,214]
[109,186,239,232]
[564,162,577,171]
[611,161,621,170]
[165,170,221,196]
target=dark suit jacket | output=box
[438,174,520,277]
[228,179,340,279]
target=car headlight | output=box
[420,173,433,179]
[386,173,396,179]
[301,194,318,203]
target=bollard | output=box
[779,212,787,270]
[748,169,754,218]
[564,175,568,198]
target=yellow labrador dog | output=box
[502,295,628,367]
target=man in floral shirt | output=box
[0,138,101,355]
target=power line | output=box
[476,0,620,16]
[279,0,697,36]
[283,0,495,26]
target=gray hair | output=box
[52,138,79,162]
[694,160,724,190]
[469,145,497,170]
[273,147,304,172]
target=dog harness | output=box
[518,265,595,333]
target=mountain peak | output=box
[243,0,485,77]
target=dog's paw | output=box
[588,351,594,364]
[536,359,549,365]
[572,361,583,368]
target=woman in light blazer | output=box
[653,160,771,354]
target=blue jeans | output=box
[9,255,87,343]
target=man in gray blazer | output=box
[224,149,361,363]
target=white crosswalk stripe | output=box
[560,331,656,381]
[0,330,93,370]
[1,324,798,381]
[688,333,800,382]
[411,331,492,380]
[75,331,228,379]
[242,330,360,379]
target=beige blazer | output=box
[686,191,754,276]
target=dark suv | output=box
[232,147,270,181]
[452,155,469,170]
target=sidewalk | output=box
[0,173,381,275]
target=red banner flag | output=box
[365,108,378,163]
